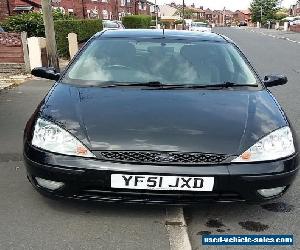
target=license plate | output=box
[111,174,214,191]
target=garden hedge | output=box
[0,11,74,37]
[1,13,102,58]
[122,15,151,29]
[54,19,102,57]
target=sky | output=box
[151,0,296,11]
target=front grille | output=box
[75,190,244,204]
[96,151,228,165]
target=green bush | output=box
[1,10,74,37]
[54,19,102,57]
[1,12,44,37]
[122,15,151,29]
[1,11,102,58]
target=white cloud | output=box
[150,0,296,10]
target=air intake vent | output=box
[96,151,227,165]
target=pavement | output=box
[0,74,31,91]
[0,27,299,250]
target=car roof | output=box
[97,29,228,42]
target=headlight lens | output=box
[232,126,295,163]
[32,118,95,158]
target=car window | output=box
[103,22,119,28]
[64,38,258,86]
[192,23,208,27]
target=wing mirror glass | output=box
[264,75,287,87]
[31,67,60,81]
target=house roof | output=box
[236,9,251,15]
[205,8,213,14]
[223,10,234,16]
[188,7,205,13]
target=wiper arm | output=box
[209,82,258,88]
[100,81,165,88]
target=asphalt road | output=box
[0,82,170,250]
[0,27,299,250]
[184,27,300,250]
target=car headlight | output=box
[32,118,95,158]
[232,126,295,163]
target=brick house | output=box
[290,1,300,16]
[212,10,223,25]
[204,8,213,23]
[0,0,151,21]
[223,9,234,25]
[189,5,205,20]
[233,9,251,24]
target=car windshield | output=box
[192,23,208,27]
[103,21,119,28]
[64,38,258,86]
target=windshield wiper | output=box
[146,82,258,90]
[99,81,258,89]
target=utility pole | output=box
[6,0,11,15]
[260,6,263,23]
[223,7,225,26]
[41,0,59,71]
[155,0,158,28]
[182,0,185,30]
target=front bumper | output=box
[24,144,299,205]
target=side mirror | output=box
[31,67,60,81]
[263,75,287,87]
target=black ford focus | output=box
[24,30,298,204]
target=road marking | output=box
[238,28,300,45]
[165,207,192,250]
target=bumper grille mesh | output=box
[97,151,227,165]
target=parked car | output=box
[238,21,248,27]
[103,20,125,30]
[189,22,212,32]
[25,30,299,204]
[0,26,4,32]
[292,19,300,25]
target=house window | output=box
[121,0,126,6]
[102,10,109,19]
[89,8,99,18]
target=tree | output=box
[274,8,288,20]
[250,0,280,24]
[175,8,194,19]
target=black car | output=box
[238,22,248,27]
[24,29,299,205]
